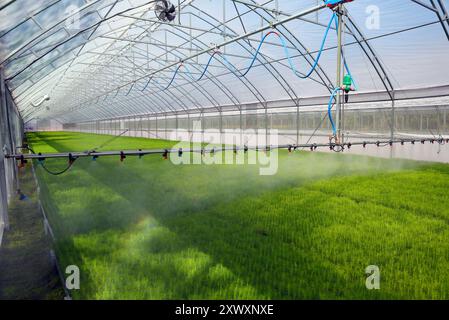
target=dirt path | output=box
[0,163,64,300]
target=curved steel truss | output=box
[1,0,448,124]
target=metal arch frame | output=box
[22,16,448,123]
[72,0,336,120]
[53,7,270,121]
[4,1,160,81]
[45,1,165,112]
[42,0,123,106]
[188,5,293,108]
[112,9,268,111]
[5,10,140,95]
[1,1,356,120]
[91,0,332,119]
[0,0,120,65]
[26,0,260,119]
[411,0,449,40]
[46,3,234,118]
[344,13,395,101]
[142,13,260,109]
[110,48,211,114]
[55,2,211,116]
[235,0,335,98]
[1,0,448,125]
[114,15,253,110]
[12,37,118,98]
[230,6,301,106]
[122,27,233,113]
[43,3,328,118]
[63,42,221,119]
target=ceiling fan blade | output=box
[158,11,167,21]
[167,13,176,22]
[155,4,166,11]
[168,4,176,13]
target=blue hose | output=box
[219,12,336,79]
[140,77,152,92]
[125,82,135,96]
[134,13,337,94]
[328,87,341,136]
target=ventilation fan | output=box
[154,0,177,22]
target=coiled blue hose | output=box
[115,10,357,138]
[128,13,337,95]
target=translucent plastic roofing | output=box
[1,0,448,123]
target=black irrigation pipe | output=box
[8,138,448,162]
[15,145,77,176]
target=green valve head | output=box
[343,74,352,86]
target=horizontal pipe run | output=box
[6,138,447,160]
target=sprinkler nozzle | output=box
[68,153,76,164]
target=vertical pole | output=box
[165,113,168,140]
[391,92,395,141]
[175,113,178,140]
[223,0,226,54]
[156,115,158,139]
[0,68,10,230]
[390,93,395,158]
[335,5,343,143]
[443,107,447,130]
[296,105,300,145]
[201,111,205,145]
[265,105,268,147]
[341,8,347,141]
[165,31,168,62]
[240,109,243,146]
[188,112,191,144]
[275,0,279,19]
[219,109,223,146]
[178,0,181,25]
[139,117,142,138]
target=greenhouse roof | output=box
[0,0,448,123]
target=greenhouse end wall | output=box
[59,102,449,163]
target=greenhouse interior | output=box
[0,0,448,302]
